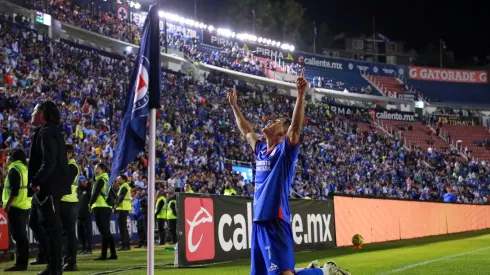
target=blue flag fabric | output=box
[109,5,161,185]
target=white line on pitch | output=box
[376,247,490,275]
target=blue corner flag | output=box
[110,5,161,185]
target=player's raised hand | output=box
[227,85,238,107]
[296,68,307,96]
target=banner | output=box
[201,32,405,77]
[177,194,336,267]
[324,103,416,122]
[202,32,294,61]
[408,66,488,84]
[436,115,480,126]
[0,209,8,250]
[334,196,490,247]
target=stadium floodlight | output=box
[208,25,214,32]
[271,41,276,46]
[199,23,205,28]
[194,21,200,28]
[126,46,132,52]
[276,42,281,47]
[289,45,295,51]
[258,37,263,43]
[231,32,236,38]
[266,39,272,45]
[250,35,257,42]
[158,11,165,17]
[134,3,141,10]
[129,1,135,7]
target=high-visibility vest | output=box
[155,196,167,219]
[166,200,177,220]
[2,161,31,210]
[305,196,311,200]
[115,182,131,211]
[185,189,194,194]
[62,159,80,203]
[91,173,110,209]
[224,188,236,196]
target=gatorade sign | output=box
[409,67,488,84]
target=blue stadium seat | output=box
[304,67,382,95]
[408,80,490,103]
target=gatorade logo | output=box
[184,197,215,262]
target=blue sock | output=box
[295,268,324,275]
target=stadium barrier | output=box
[334,196,490,247]
[176,193,336,267]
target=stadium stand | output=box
[0,5,489,206]
[407,80,490,103]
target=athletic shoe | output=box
[324,261,351,275]
[307,260,320,268]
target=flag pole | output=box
[147,108,156,275]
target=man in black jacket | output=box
[76,176,92,255]
[29,101,70,275]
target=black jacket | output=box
[28,122,70,198]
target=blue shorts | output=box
[250,218,295,275]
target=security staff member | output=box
[60,145,80,272]
[113,175,131,251]
[154,190,167,245]
[90,162,117,260]
[29,101,71,275]
[77,175,92,255]
[184,183,194,193]
[2,149,31,272]
[166,193,177,244]
[223,182,237,196]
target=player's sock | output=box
[295,268,328,275]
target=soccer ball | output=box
[352,234,364,248]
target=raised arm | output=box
[287,68,308,146]
[227,86,259,150]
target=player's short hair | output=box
[96,162,107,172]
[37,101,61,125]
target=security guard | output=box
[114,175,131,251]
[223,182,237,195]
[184,183,194,193]
[60,145,80,271]
[166,192,177,244]
[154,190,167,245]
[89,162,117,260]
[77,175,92,255]
[2,149,31,272]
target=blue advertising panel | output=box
[232,165,254,183]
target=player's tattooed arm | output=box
[227,85,259,150]
[288,68,307,146]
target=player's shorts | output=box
[250,218,295,275]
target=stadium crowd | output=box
[0,12,489,206]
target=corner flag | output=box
[110,5,161,185]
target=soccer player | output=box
[228,69,350,275]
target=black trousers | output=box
[76,213,92,252]
[157,219,166,244]
[93,207,116,257]
[136,216,147,246]
[117,210,130,248]
[29,202,47,263]
[60,201,78,265]
[7,207,30,267]
[33,194,63,273]
[168,219,177,244]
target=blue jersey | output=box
[253,139,299,222]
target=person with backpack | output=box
[89,162,117,261]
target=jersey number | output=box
[265,245,271,259]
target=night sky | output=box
[152,0,489,61]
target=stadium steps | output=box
[364,74,405,98]
[440,124,490,161]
